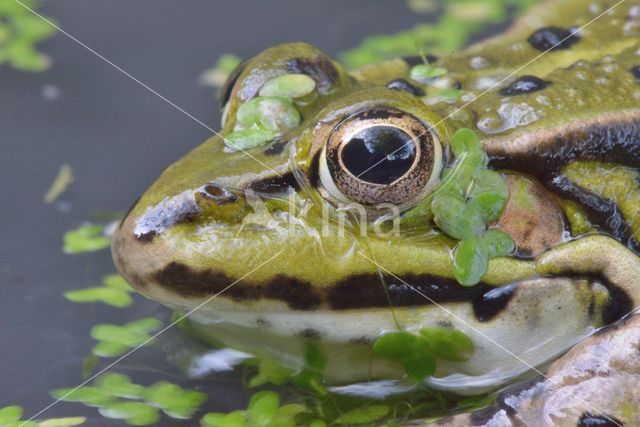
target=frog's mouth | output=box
[111,174,640,391]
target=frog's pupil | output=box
[341,126,416,184]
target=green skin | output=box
[113,0,640,422]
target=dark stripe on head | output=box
[248,172,299,194]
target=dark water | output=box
[0,1,525,424]
[0,1,435,424]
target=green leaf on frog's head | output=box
[224,129,276,151]
[236,96,300,133]
[258,74,316,98]
[453,236,489,287]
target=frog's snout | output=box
[111,182,247,297]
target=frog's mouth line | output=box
[114,203,638,327]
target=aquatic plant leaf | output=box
[64,287,132,308]
[484,229,516,258]
[438,88,463,100]
[224,129,276,151]
[259,74,316,98]
[38,417,86,426]
[248,359,293,387]
[247,391,280,426]
[103,274,133,291]
[419,328,475,362]
[99,402,161,426]
[431,194,485,240]
[50,387,116,407]
[92,341,129,357]
[63,224,111,254]
[94,374,144,399]
[199,53,242,88]
[410,64,447,80]
[451,128,482,158]
[143,381,206,419]
[236,96,300,133]
[124,317,162,334]
[334,405,390,425]
[91,325,150,347]
[373,332,436,380]
[453,237,489,286]
[200,411,247,427]
[0,406,22,423]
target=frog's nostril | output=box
[202,183,237,204]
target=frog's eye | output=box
[319,107,443,207]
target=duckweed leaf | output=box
[63,224,111,254]
[143,381,206,419]
[247,391,280,426]
[432,194,485,240]
[90,317,161,357]
[199,53,242,87]
[236,96,300,133]
[372,332,435,380]
[451,128,482,158]
[38,417,86,426]
[419,327,475,362]
[439,88,463,100]
[64,287,133,308]
[51,387,116,407]
[103,274,133,291]
[201,411,247,427]
[248,359,293,387]
[0,405,22,423]
[410,64,447,81]
[484,229,516,258]
[453,237,489,287]
[334,405,390,425]
[259,74,316,98]
[224,129,276,151]
[95,374,144,399]
[99,402,160,426]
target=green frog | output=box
[112,0,640,424]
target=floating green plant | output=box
[65,274,134,308]
[63,223,111,254]
[200,391,307,427]
[90,317,162,357]
[340,0,537,68]
[224,75,315,151]
[0,0,57,72]
[430,128,514,286]
[373,327,474,381]
[0,405,86,427]
[199,53,242,87]
[52,373,206,426]
[334,405,390,425]
[410,63,447,81]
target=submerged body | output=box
[113,0,640,424]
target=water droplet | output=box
[595,77,609,85]
[603,64,617,73]
[624,20,640,34]
[629,5,640,18]
[589,3,601,14]
[476,102,542,134]
[470,56,489,69]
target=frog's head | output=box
[112,42,640,390]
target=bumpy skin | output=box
[112,0,640,423]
